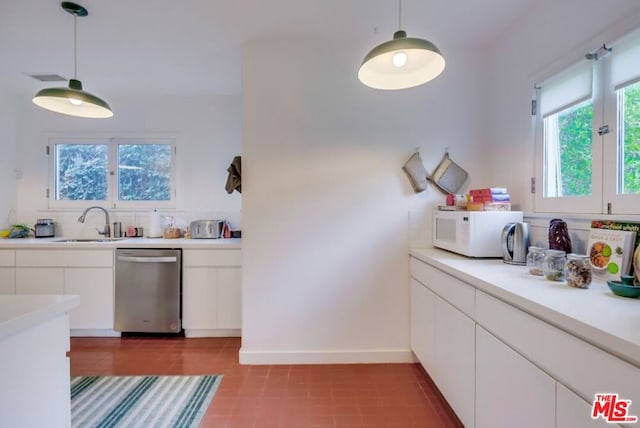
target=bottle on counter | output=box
[564,254,592,289]
[526,246,545,276]
[543,249,566,281]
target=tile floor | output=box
[70,337,462,428]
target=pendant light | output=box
[32,2,113,118]
[358,0,445,90]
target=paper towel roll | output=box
[148,210,163,238]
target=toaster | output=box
[33,219,55,238]
[190,220,223,239]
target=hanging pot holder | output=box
[402,151,429,193]
[429,152,468,194]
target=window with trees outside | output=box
[49,137,176,209]
[535,28,640,215]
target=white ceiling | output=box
[0,0,539,97]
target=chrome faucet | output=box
[78,206,111,237]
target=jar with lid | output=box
[564,253,592,288]
[543,249,566,281]
[526,246,545,276]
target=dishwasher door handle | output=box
[116,255,178,263]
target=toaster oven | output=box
[190,220,223,239]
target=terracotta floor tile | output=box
[69,337,463,428]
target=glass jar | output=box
[564,253,592,289]
[543,249,566,281]
[526,246,545,276]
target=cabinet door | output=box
[16,268,64,294]
[557,383,614,428]
[476,326,555,428]
[410,279,436,369]
[183,267,217,329]
[64,268,114,329]
[217,267,241,329]
[0,268,15,294]
[434,296,475,428]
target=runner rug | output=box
[71,375,222,428]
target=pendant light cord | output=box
[398,0,402,29]
[73,13,77,79]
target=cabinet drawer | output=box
[16,250,113,267]
[0,250,15,267]
[476,291,640,405]
[410,257,474,317]
[183,249,241,267]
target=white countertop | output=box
[0,294,80,340]
[0,237,241,249]
[410,248,640,367]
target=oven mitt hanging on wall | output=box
[225,155,242,194]
[429,152,468,194]
[402,152,429,193]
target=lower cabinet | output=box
[410,279,436,369]
[410,255,630,428]
[182,249,242,337]
[476,325,556,428]
[0,250,15,294]
[64,268,114,329]
[434,297,475,428]
[16,267,64,294]
[410,276,475,428]
[15,250,115,334]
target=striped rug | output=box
[71,375,222,428]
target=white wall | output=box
[0,90,18,229]
[240,35,489,364]
[484,0,640,213]
[13,92,242,235]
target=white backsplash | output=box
[25,209,242,238]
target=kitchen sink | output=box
[53,238,125,243]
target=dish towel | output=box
[225,155,242,194]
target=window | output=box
[535,29,640,214]
[49,137,176,209]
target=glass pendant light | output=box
[32,2,113,118]
[358,0,445,90]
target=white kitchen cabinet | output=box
[410,260,475,428]
[410,278,436,369]
[183,267,218,329]
[15,250,115,335]
[476,325,556,428]
[434,296,475,428]
[217,267,242,329]
[0,250,15,294]
[0,269,15,294]
[64,268,114,329]
[16,267,65,294]
[182,249,242,337]
[557,383,614,428]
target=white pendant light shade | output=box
[358,30,445,90]
[33,79,113,118]
[32,2,113,118]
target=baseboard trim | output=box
[184,328,241,338]
[71,329,121,337]
[238,348,416,365]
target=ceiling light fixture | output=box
[32,2,113,118]
[358,0,445,90]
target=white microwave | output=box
[433,210,523,257]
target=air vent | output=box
[25,73,67,82]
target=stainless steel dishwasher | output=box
[114,248,182,333]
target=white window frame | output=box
[534,28,640,215]
[48,136,177,210]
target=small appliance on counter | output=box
[190,219,224,239]
[33,219,55,238]
[501,222,530,265]
[433,210,523,257]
